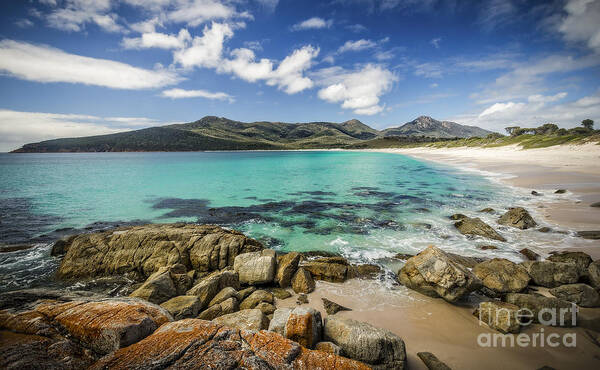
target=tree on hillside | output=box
[505,126,520,136]
[582,119,594,130]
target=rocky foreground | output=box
[2,209,600,369]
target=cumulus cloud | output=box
[173,22,319,94]
[556,0,600,53]
[291,17,333,31]
[122,29,192,50]
[313,64,397,115]
[0,109,168,152]
[174,22,234,68]
[161,88,233,101]
[0,40,181,89]
[337,39,377,53]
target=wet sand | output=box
[278,279,600,370]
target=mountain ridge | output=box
[12,115,493,152]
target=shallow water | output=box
[0,151,589,291]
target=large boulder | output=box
[234,250,276,285]
[129,266,178,304]
[589,261,600,289]
[473,301,520,333]
[268,308,293,335]
[57,224,262,280]
[212,309,269,331]
[1,298,172,356]
[276,252,301,288]
[284,306,323,349]
[549,284,600,307]
[239,290,274,310]
[454,217,506,241]
[473,258,530,293]
[186,270,240,310]
[292,268,316,294]
[521,261,579,288]
[505,293,577,327]
[197,297,239,320]
[498,207,537,229]
[398,246,482,302]
[547,251,593,278]
[91,319,369,370]
[160,295,201,320]
[302,257,349,282]
[209,287,240,307]
[324,316,406,369]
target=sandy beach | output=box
[282,143,600,369]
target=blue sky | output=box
[0,0,599,151]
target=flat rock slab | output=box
[91,319,369,370]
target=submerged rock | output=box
[577,231,600,240]
[473,258,530,293]
[324,316,406,369]
[519,248,540,261]
[398,246,482,302]
[57,224,262,280]
[498,207,537,230]
[454,217,506,241]
[91,319,369,370]
[521,261,579,288]
[549,284,600,307]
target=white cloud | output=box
[0,109,165,152]
[0,40,181,89]
[291,17,333,31]
[414,62,443,78]
[337,39,377,53]
[314,64,398,115]
[453,91,600,131]
[430,37,441,48]
[166,0,251,27]
[173,22,234,69]
[45,0,124,33]
[15,19,34,28]
[556,0,600,53]
[122,29,192,50]
[471,54,600,104]
[346,24,367,33]
[161,88,233,101]
[255,0,279,12]
[173,23,319,94]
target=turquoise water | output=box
[0,151,576,291]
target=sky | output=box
[0,0,599,151]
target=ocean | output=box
[0,151,584,292]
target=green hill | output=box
[12,115,492,152]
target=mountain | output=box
[12,115,492,152]
[381,116,492,138]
